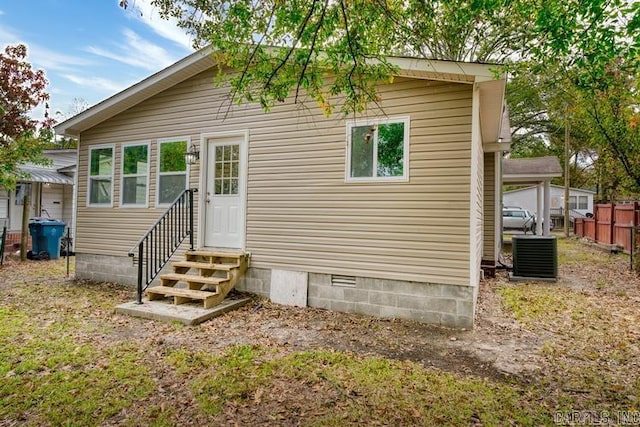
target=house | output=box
[54,49,510,328]
[504,184,595,219]
[1,149,76,250]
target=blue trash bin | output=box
[28,218,66,260]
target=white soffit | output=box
[386,56,498,83]
[478,79,506,144]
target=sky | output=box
[0,0,194,122]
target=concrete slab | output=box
[509,273,557,282]
[115,297,251,326]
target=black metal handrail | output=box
[128,188,197,304]
[0,225,6,266]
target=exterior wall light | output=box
[184,144,200,165]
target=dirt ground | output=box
[123,240,631,381]
[2,236,639,425]
[1,238,632,381]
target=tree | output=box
[571,63,640,198]
[49,97,89,150]
[0,44,54,189]
[404,0,534,62]
[506,64,600,190]
[152,0,405,115]
[125,1,640,196]
[144,0,638,112]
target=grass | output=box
[556,237,615,267]
[0,261,158,426]
[0,259,555,425]
[497,237,640,413]
[1,243,638,425]
[0,306,154,426]
[168,344,551,426]
[498,285,578,326]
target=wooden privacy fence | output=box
[574,202,640,254]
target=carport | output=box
[503,156,563,236]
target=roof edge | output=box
[504,184,597,194]
[54,46,215,137]
[54,48,505,138]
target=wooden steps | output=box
[145,250,248,309]
[159,273,227,289]
[147,286,222,308]
[172,261,236,271]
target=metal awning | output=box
[18,167,74,185]
[503,156,562,184]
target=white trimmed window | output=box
[346,117,410,182]
[121,142,149,207]
[88,145,114,206]
[0,189,8,221]
[578,195,588,210]
[568,196,577,210]
[157,138,188,206]
[14,184,31,205]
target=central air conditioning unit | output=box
[511,235,558,281]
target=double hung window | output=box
[121,143,149,207]
[88,145,114,206]
[157,139,188,205]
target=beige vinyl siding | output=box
[482,151,497,263]
[77,71,473,286]
[76,138,200,256]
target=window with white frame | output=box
[568,195,577,210]
[157,138,188,205]
[88,145,114,206]
[347,117,409,181]
[14,184,31,205]
[121,143,149,206]
[0,189,8,221]
[578,195,588,210]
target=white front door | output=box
[204,135,247,248]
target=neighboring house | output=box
[54,49,510,328]
[504,184,595,218]
[0,149,77,245]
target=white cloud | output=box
[27,45,91,72]
[0,24,90,72]
[60,74,129,94]
[0,24,21,46]
[86,28,177,71]
[126,0,193,51]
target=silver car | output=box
[503,208,536,233]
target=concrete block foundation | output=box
[308,273,475,328]
[75,253,140,286]
[76,253,476,328]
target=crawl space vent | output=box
[331,275,356,287]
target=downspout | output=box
[38,183,43,217]
[72,144,79,244]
